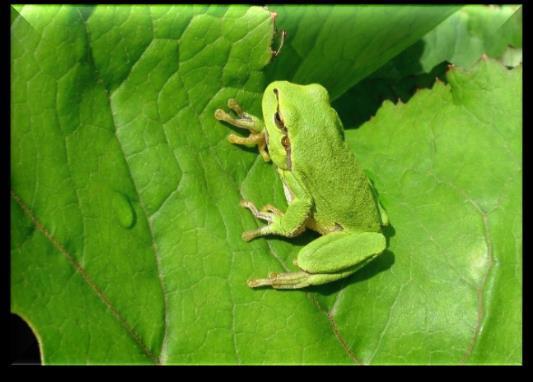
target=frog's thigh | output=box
[296,231,386,274]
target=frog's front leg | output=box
[241,171,312,241]
[240,196,312,241]
[214,99,270,161]
[240,200,283,223]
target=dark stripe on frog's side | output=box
[273,87,292,170]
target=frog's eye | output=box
[281,135,290,148]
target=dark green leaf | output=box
[265,5,459,100]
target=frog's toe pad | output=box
[241,230,259,242]
[247,277,273,288]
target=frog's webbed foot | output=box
[260,204,284,216]
[240,200,286,241]
[248,271,310,289]
[240,190,311,241]
[247,270,354,289]
[240,200,283,222]
[214,99,270,161]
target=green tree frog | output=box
[214,81,389,289]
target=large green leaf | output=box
[11,5,521,365]
[12,4,285,365]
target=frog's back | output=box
[287,96,381,233]
[294,143,382,234]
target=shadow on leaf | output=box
[333,40,449,130]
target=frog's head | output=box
[262,81,333,171]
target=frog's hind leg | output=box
[247,269,355,289]
[248,231,386,289]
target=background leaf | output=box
[11,5,521,365]
[374,4,522,80]
[332,4,523,131]
[265,4,460,100]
